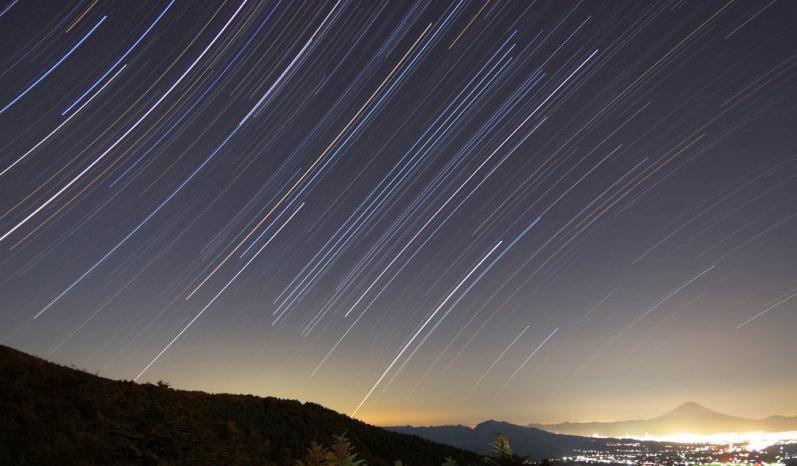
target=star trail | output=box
[1,0,796,425]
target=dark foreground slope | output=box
[0,345,481,465]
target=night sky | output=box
[2,0,796,426]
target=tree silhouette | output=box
[485,433,529,465]
[295,433,365,466]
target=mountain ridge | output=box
[387,419,611,460]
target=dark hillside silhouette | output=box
[0,344,480,465]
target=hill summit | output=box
[667,401,717,416]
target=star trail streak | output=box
[1,0,796,425]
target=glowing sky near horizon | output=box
[1,0,796,426]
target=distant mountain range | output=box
[529,401,797,437]
[388,402,797,459]
[388,420,611,460]
[0,344,480,465]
